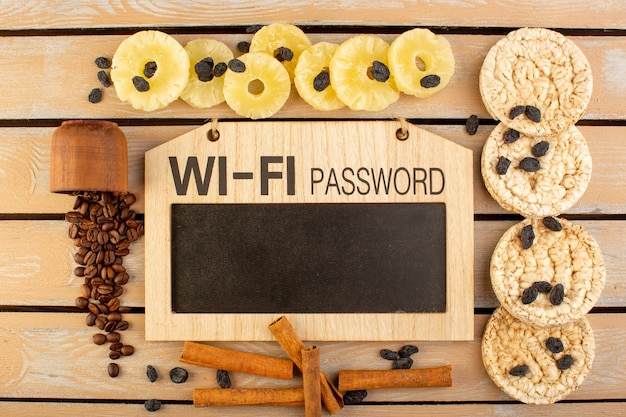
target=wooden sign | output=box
[144,121,473,341]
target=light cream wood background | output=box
[0,1,625,415]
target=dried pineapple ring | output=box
[294,42,345,111]
[111,30,189,111]
[180,39,234,109]
[388,28,455,98]
[330,35,399,112]
[249,23,312,81]
[223,52,291,119]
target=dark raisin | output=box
[97,70,112,87]
[495,156,511,175]
[237,41,251,53]
[313,69,331,92]
[146,365,158,383]
[420,74,441,88]
[533,281,553,294]
[228,59,246,73]
[216,369,232,388]
[398,345,419,358]
[525,105,542,123]
[143,61,158,78]
[195,57,214,82]
[521,224,535,250]
[509,365,529,376]
[274,46,294,62]
[546,337,565,354]
[532,141,550,157]
[343,390,368,405]
[132,76,150,92]
[370,60,390,82]
[549,283,565,306]
[503,129,520,144]
[95,56,111,69]
[520,157,541,172]
[214,62,228,77]
[509,105,526,119]
[88,88,103,103]
[380,349,399,361]
[144,399,162,412]
[521,286,538,304]
[392,357,413,369]
[556,355,574,370]
[246,25,263,34]
[543,216,562,232]
[169,367,189,383]
[465,115,479,135]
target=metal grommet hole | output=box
[396,127,409,141]
[207,129,220,142]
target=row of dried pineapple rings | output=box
[110,24,455,119]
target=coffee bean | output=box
[107,312,122,322]
[93,333,106,345]
[104,320,118,333]
[69,223,79,239]
[109,351,122,360]
[169,367,189,383]
[95,316,107,330]
[108,362,120,378]
[86,312,97,326]
[116,320,129,331]
[110,342,123,351]
[87,302,101,315]
[107,297,121,311]
[106,332,121,343]
[144,399,161,412]
[147,365,159,383]
[121,345,134,356]
[75,297,89,309]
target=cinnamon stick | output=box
[180,341,293,380]
[338,365,452,391]
[193,387,304,407]
[302,346,322,417]
[269,316,344,415]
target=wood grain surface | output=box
[0,1,624,415]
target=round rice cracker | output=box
[480,27,592,136]
[482,306,595,404]
[490,218,605,328]
[481,123,592,219]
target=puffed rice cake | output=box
[482,306,595,404]
[479,27,592,136]
[481,123,592,218]
[490,218,605,328]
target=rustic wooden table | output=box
[1,1,625,416]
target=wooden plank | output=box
[1,401,625,417]
[0,1,624,30]
[0,219,623,309]
[0,34,623,121]
[0,313,623,402]
[1,124,624,215]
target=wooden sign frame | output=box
[144,120,473,341]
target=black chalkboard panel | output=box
[170,203,446,314]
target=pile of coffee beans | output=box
[66,191,144,377]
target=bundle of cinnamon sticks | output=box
[181,316,452,416]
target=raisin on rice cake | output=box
[481,123,592,218]
[479,27,592,136]
[482,306,595,404]
[490,218,605,328]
